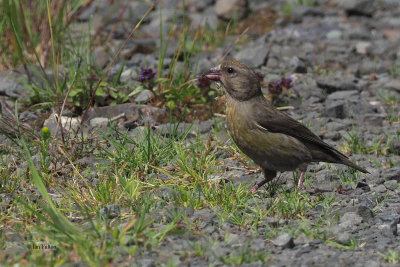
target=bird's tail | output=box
[340,157,369,173]
[329,149,369,173]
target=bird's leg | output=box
[297,165,308,189]
[250,169,276,193]
[297,171,305,189]
[250,180,269,194]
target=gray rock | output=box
[362,114,386,127]
[93,46,110,68]
[264,217,279,227]
[266,56,279,69]
[379,214,400,236]
[339,212,363,228]
[101,1,153,38]
[358,194,377,209]
[346,28,372,40]
[134,89,154,103]
[356,181,370,191]
[317,77,358,94]
[43,113,81,136]
[295,84,325,105]
[189,8,218,29]
[356,59,390,75]
[77,156,109,169]
[336,232,351,245]
[356,205,374,222]
[291,6,324,23]
[0,70,29,100]
[99,204,120,219]
[4,246,27,257]
[340,0,377,17]
[325,120,352,131]
[76,3,97,21]
[380,224,397,237]
[83,103,166,125]
[369,41,393,57]
[379,17,400,28]
[190,208,216,223]
[184,206,195,217]
[126,53,159,69]
[384,79,400,92]
[184,0,214,12]
[325,101,347,119]
[123,39,156,57]
[89,117,109,128]
[355,41,371,54]
[127,126,147,139]
[363,260,381,267]
[384,180,398,191]
[155,120,214,137]
[235,39,269,68]
[215,0,248,21]
[110,1,152,25]
[250,238,265,250]
[120,68,135,83]
[225,233,240,244]
[161,0,181,6]
[384,167,400,182]
[203,225,217,235]
[20,110,39,122]
[326,90,359,101]
[340,80,361,91]
[290,57,307,73]
[373,184,387,194]
[326,30,342,40]
[136,258,154,267]
[196,57,213,74]
[142,9,183,38]
[211,243,230,258]
[273,233,295,249]
[389,139,400,155]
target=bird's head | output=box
[205,60,262,101]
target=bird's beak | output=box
[204,65,221,81]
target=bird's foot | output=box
[250,184,259,194]
[250,179,269,194]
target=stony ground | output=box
[1,0,400,266]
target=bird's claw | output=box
[250,185,259,194]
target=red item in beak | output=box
[205,67,221,81]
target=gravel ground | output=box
[1,0,400,266]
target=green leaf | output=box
[128,85,145,97]
[155,78,169,84]
[109,90,118,99]
[99,81,109,87]
[69,88,83,97]
[96,87,107,97]
[167,100,175,110]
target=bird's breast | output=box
[225,98,311,171]
[226,100,264,160]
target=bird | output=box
[204,60,368,192]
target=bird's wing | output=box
[255,105,369,174]
[253,99,346,158]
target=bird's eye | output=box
[227,67,234,73]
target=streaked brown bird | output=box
[205,60,368,192]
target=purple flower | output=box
[256,72,265,81]
[138,67,156,82]
[195,75,211,89]
[280,77,294,89]
[268,77,294,95]
[268,81,282,95]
